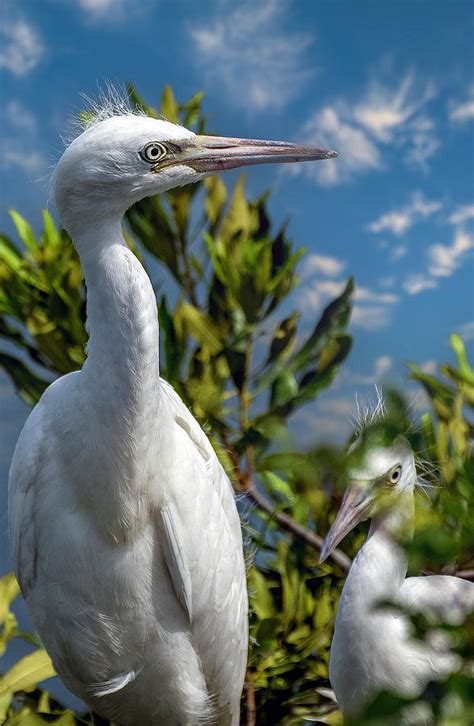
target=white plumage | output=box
[320,433,473,719]
[9,101,337,725]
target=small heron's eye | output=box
[140,142,167,164]
[388,464,402,484]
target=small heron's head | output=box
[52,113,337,235]
[320,435,416,562]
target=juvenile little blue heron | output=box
[8,97,337,725]
[320,429,473,720]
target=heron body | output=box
[321,435,474,719]
[8,104,337,724]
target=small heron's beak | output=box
[319,482,372,563]
[170,135,337,173]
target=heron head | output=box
[52,113,337,235]
[320,435,416,562]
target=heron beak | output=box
[319,482,372,563]
[172,135,338,173]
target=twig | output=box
[220,430,351,572]
[245,671,256,726]
[245,481,352,572]
[422,567,474,582]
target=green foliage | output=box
[1,85,472,724]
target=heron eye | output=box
[388,464,402,484]
[140,142,167,164]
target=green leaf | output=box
[158,296,182,381]
[290,277,353,371]
[174,302,223,354]
[204,176,227,228]
[266,314,298,365]
[0,649,55,695]
[248,567,275,619]
[0,353,49,406]
[219,176,253,245]
[41,210,60,248]
[270,369,298,408]
[161,85,179,122]
[0,574,20,623]
[9,211,37,253]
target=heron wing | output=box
[8,401,45,597]
[401,575,474,625]
[160,500,193,622]
[159,378,248,719]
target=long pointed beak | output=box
[320,483,372,563]
[175,134,338,173]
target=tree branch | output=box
[244,480,352,572]
[220,430,351,572]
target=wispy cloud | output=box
[448,204,474,226]
[368,191,441,236]
[300,252,346,278]
[293,71,438,186]
[402,229,474,295]
[189,0,313,112]
[390,244,407,262]
[294,106,381,186]
[355,355,393,385]
[428,229,474,278]
[403,273,438,296]
[351,305,393,331]
[0,100,46,174]
[0,16,44,77]
[71,0,158,22]
[449,87,474,124]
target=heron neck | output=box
[76,217,160,406]
[345,491,414,604]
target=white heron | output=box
[320,427,474,720]
[8,95,337,725]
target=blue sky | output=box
[0,0,473,704]
[1,0,474,552]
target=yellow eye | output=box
[140,142,167,164]
[388,464,402,484]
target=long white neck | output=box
[74,215,160,425]
[343,491,414,607]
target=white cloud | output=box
[73,0,157,20]
[4,100,37,133]
[0,17,43,77]
[368,191,441,236]
[295,106,381,186]
[428,230,474,278]
[306,396,355,437]
[354,72,435,143]
[402,230,473,295]
[355,355,393,384]
[1,149,44,174]
[293,71,438,186]
[301,252,346,278]
[456,321,474,342]
[403,274,438,295]
[449,204,474,226]
[449,88,474,124]
[190,0,312,112]
[0,100,45,175]
[353,287,398,305]
[351,305,393,331]
[390,245,407,262]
